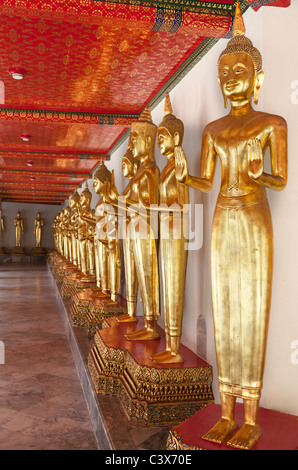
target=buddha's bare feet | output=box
[125,327,160,341]
[91,291,109,297]
[152,350,184,364]
[227,423,261,449]
[202,418,237,444]
[117,314,138,323]
[151,349,171,360]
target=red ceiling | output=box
[0,0,291,205]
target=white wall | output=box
[260,3,298,416]
[0,201,61,251]
[73,4,298,417]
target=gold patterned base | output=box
[69,286,127,330]
[61,272,96,299]
[31,247,46,255]
[166,430,201,450]
[85,301,127,336]
[87,317,214,425]
[11,246,26,255]
[69,299,91,327]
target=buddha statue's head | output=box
[217,0,265,107]
[93,161,112,195]
[129,106,157,161]
[157,92,184,157]
[16,211,21,218]
[122,148,139,178]
[80,183,92,207]
[37,212,41,218]
[69,190,80,208]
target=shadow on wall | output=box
[197,314,207,360]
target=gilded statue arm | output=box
[78,206,96,226]
[175,132,217,192]
[248,120,288,191]
[103,176,144,216]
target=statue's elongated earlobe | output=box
[253,69,265,105]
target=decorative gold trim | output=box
[87,326,214,425]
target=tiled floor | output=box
[0,261,99,450]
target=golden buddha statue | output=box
[78,183,94,276]
[69,190,81,267]
[175,1,288,449]
[93,162,120,302]
[14,211,24,248]
[105,106,160,340]
[78,170,110,294]
[151,93,189,363]
[61,205,72,260]
[51,215,59,251]
[77,187,102,290]
[56,212,64,255]
[56,212,63,255]
[106,149,140,322]
[33,212,44,248]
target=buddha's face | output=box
[218,52,256,102]
[122,158,134,178]
[93,177,104,195]
[157,127,175,157]
[129,130,146,160]
[79,193,87,207]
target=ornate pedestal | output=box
[69,287,111,327]
[60,270,96,299]
[48,253,70,283]
[88,317,214,426]
[85,296,127,336]
[31,247,46,255]
[166,403,298,450]
[11,246,26,255]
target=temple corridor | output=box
[0,261,98,450]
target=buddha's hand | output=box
[175,145,188,183]
[248,137,263,180]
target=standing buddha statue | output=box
[93,162,120,303]
[175,1,287,449]
[78,183,94,277]
[33,212,44,248]
[14,211,24,248]
[106,148,140,322]
[69,190,81,267]
[105,106,160,340]
[151,92,189,363]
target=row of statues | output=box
[0,211,44,249]
[51,2,288,450]
[14,211,44,248]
